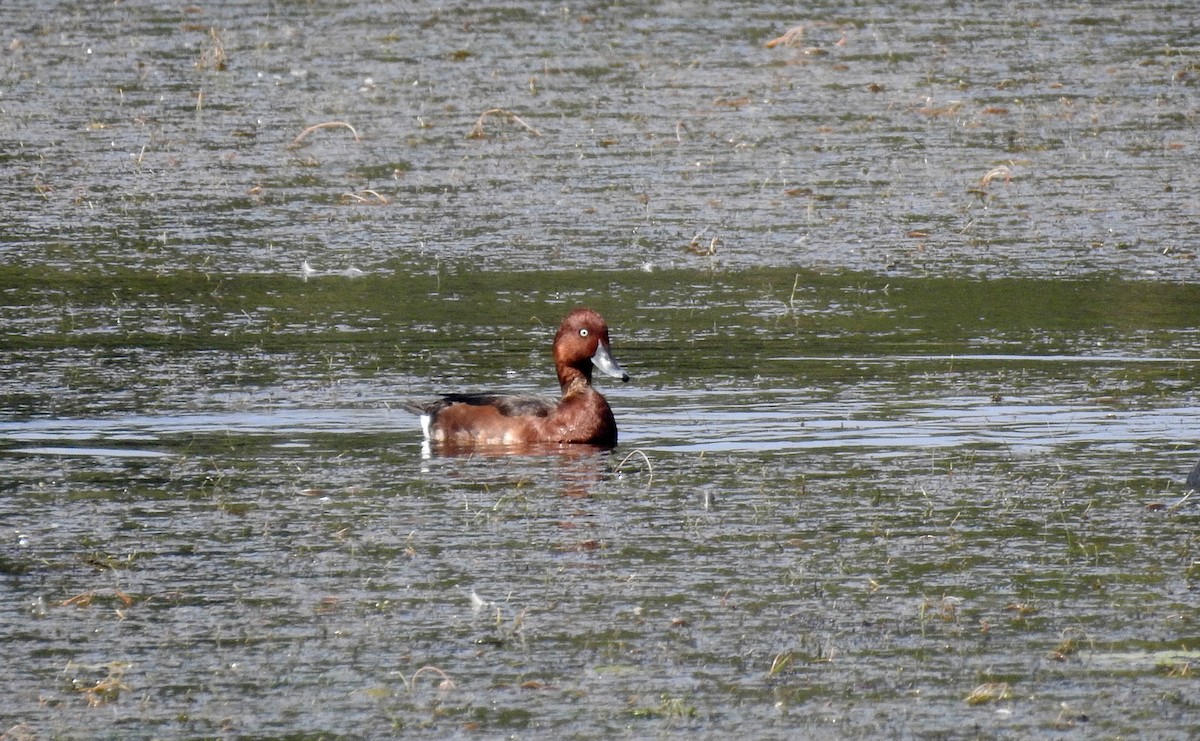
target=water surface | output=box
[2,1,1199,739]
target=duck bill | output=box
[591,342,630,382]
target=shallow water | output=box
[2,1,1200,739]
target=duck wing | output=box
[406,393,557,418]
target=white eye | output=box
[578,328,589,337]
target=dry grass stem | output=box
[66,661,131,707]
[767,651,794,677]
[197,28,227,71]
[979,165,1013,189]
[61,591,94,607]
[409,665,456,691]
[82,672,131,707]
[1169,489,1192,511]
[1,723,35,741]
[340,190,390,205]
[468,108,541,139]
[1160,660,1193,678]
[291,121,362,147]
[965,682,1012,705]
[687,233,719,256]
[916,100,964,117]
[616,449,654,485]
[766,25,805,48]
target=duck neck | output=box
[558,365,592,395]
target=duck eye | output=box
[578,328,589,338]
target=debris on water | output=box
[290,121,361,147]
[966,682,1012,706]
[300,261,365,281]
[340,190,390,205]
[63,661,132,708]
[467,108,541,139]
[765,25,805,49]
[196,27,226,71]
[470,590,491,613]
[979,165,1014,189]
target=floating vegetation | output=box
[1158,660,1193,678]
[765,25,805,49]
[629,694,697,721]
[1050,637,1079,662]
[290,121,362,148]
[63,661,131,708]
[402,666,456,693]
[467,108,541,139]
[340,190,390,205]
[196,27,226,71]
[767,651,795,678]
[1085,650,1200,677]
[1004,603,1038,616]
[966,682,1013,706]
[979,164,1014,189]
[919,595,964,634]
[615,448,653,484]
[685,230,720,256]
[80,551,138,571]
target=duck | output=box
[403,307,629,449]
